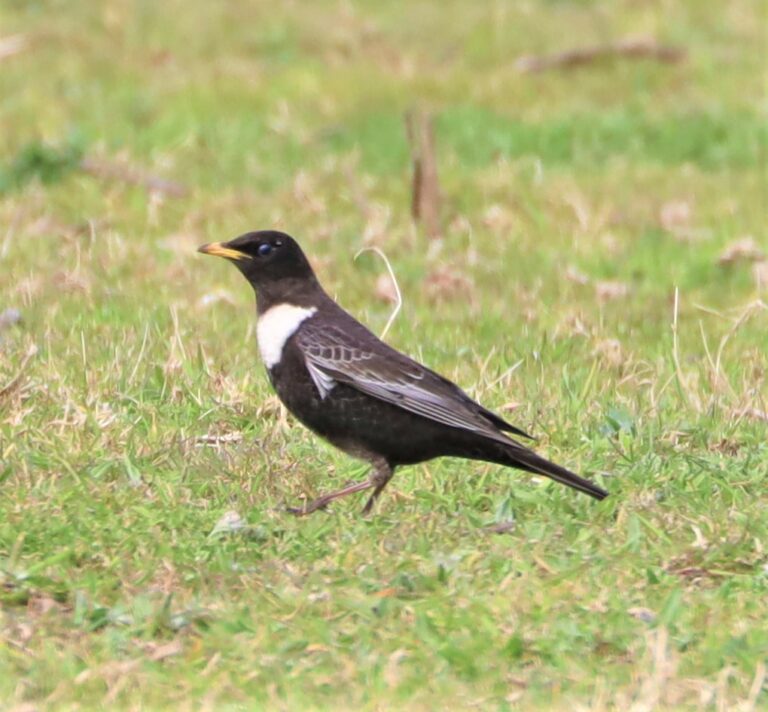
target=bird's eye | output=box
[257,243,272,257]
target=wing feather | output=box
[297,322,521,444]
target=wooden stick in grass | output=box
[405,110,441,240]
[515,36,686,74]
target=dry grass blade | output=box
[405,110,441,239]
[515,36,686,73]
[195,432,244,447]
[736,407,768,423]
[0,344,37,402]
[355,246,402,339]
[713,300,766,391]
[671,287,697,410]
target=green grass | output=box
[1,0,766,709]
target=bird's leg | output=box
[361,460,394,515]
[286,479,374,516]
[286,459,394,516]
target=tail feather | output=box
[497,444,608,500]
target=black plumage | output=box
[198,230,608,514]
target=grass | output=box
[1,0,766,709]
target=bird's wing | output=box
[296,320,529,443]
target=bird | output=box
[198,230,608,515]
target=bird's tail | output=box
[479,441,608,500]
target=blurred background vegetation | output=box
[0,1,766,709]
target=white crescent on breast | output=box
[257,304,317,369]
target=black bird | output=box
[198,231,607,515]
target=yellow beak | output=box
[198,242,250,261]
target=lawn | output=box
[1,1,766,709]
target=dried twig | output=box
[515,36,686,74]
[405,110,441,239]
[80,157,188,198]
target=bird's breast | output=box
[256,303,317,368]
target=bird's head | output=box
[198,231,318,296]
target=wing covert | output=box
[296,322,516,445]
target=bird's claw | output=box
[285,499,329,516]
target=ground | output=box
[0,1,766,709]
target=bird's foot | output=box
[285,497,330,516]
[284,478,378,516]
